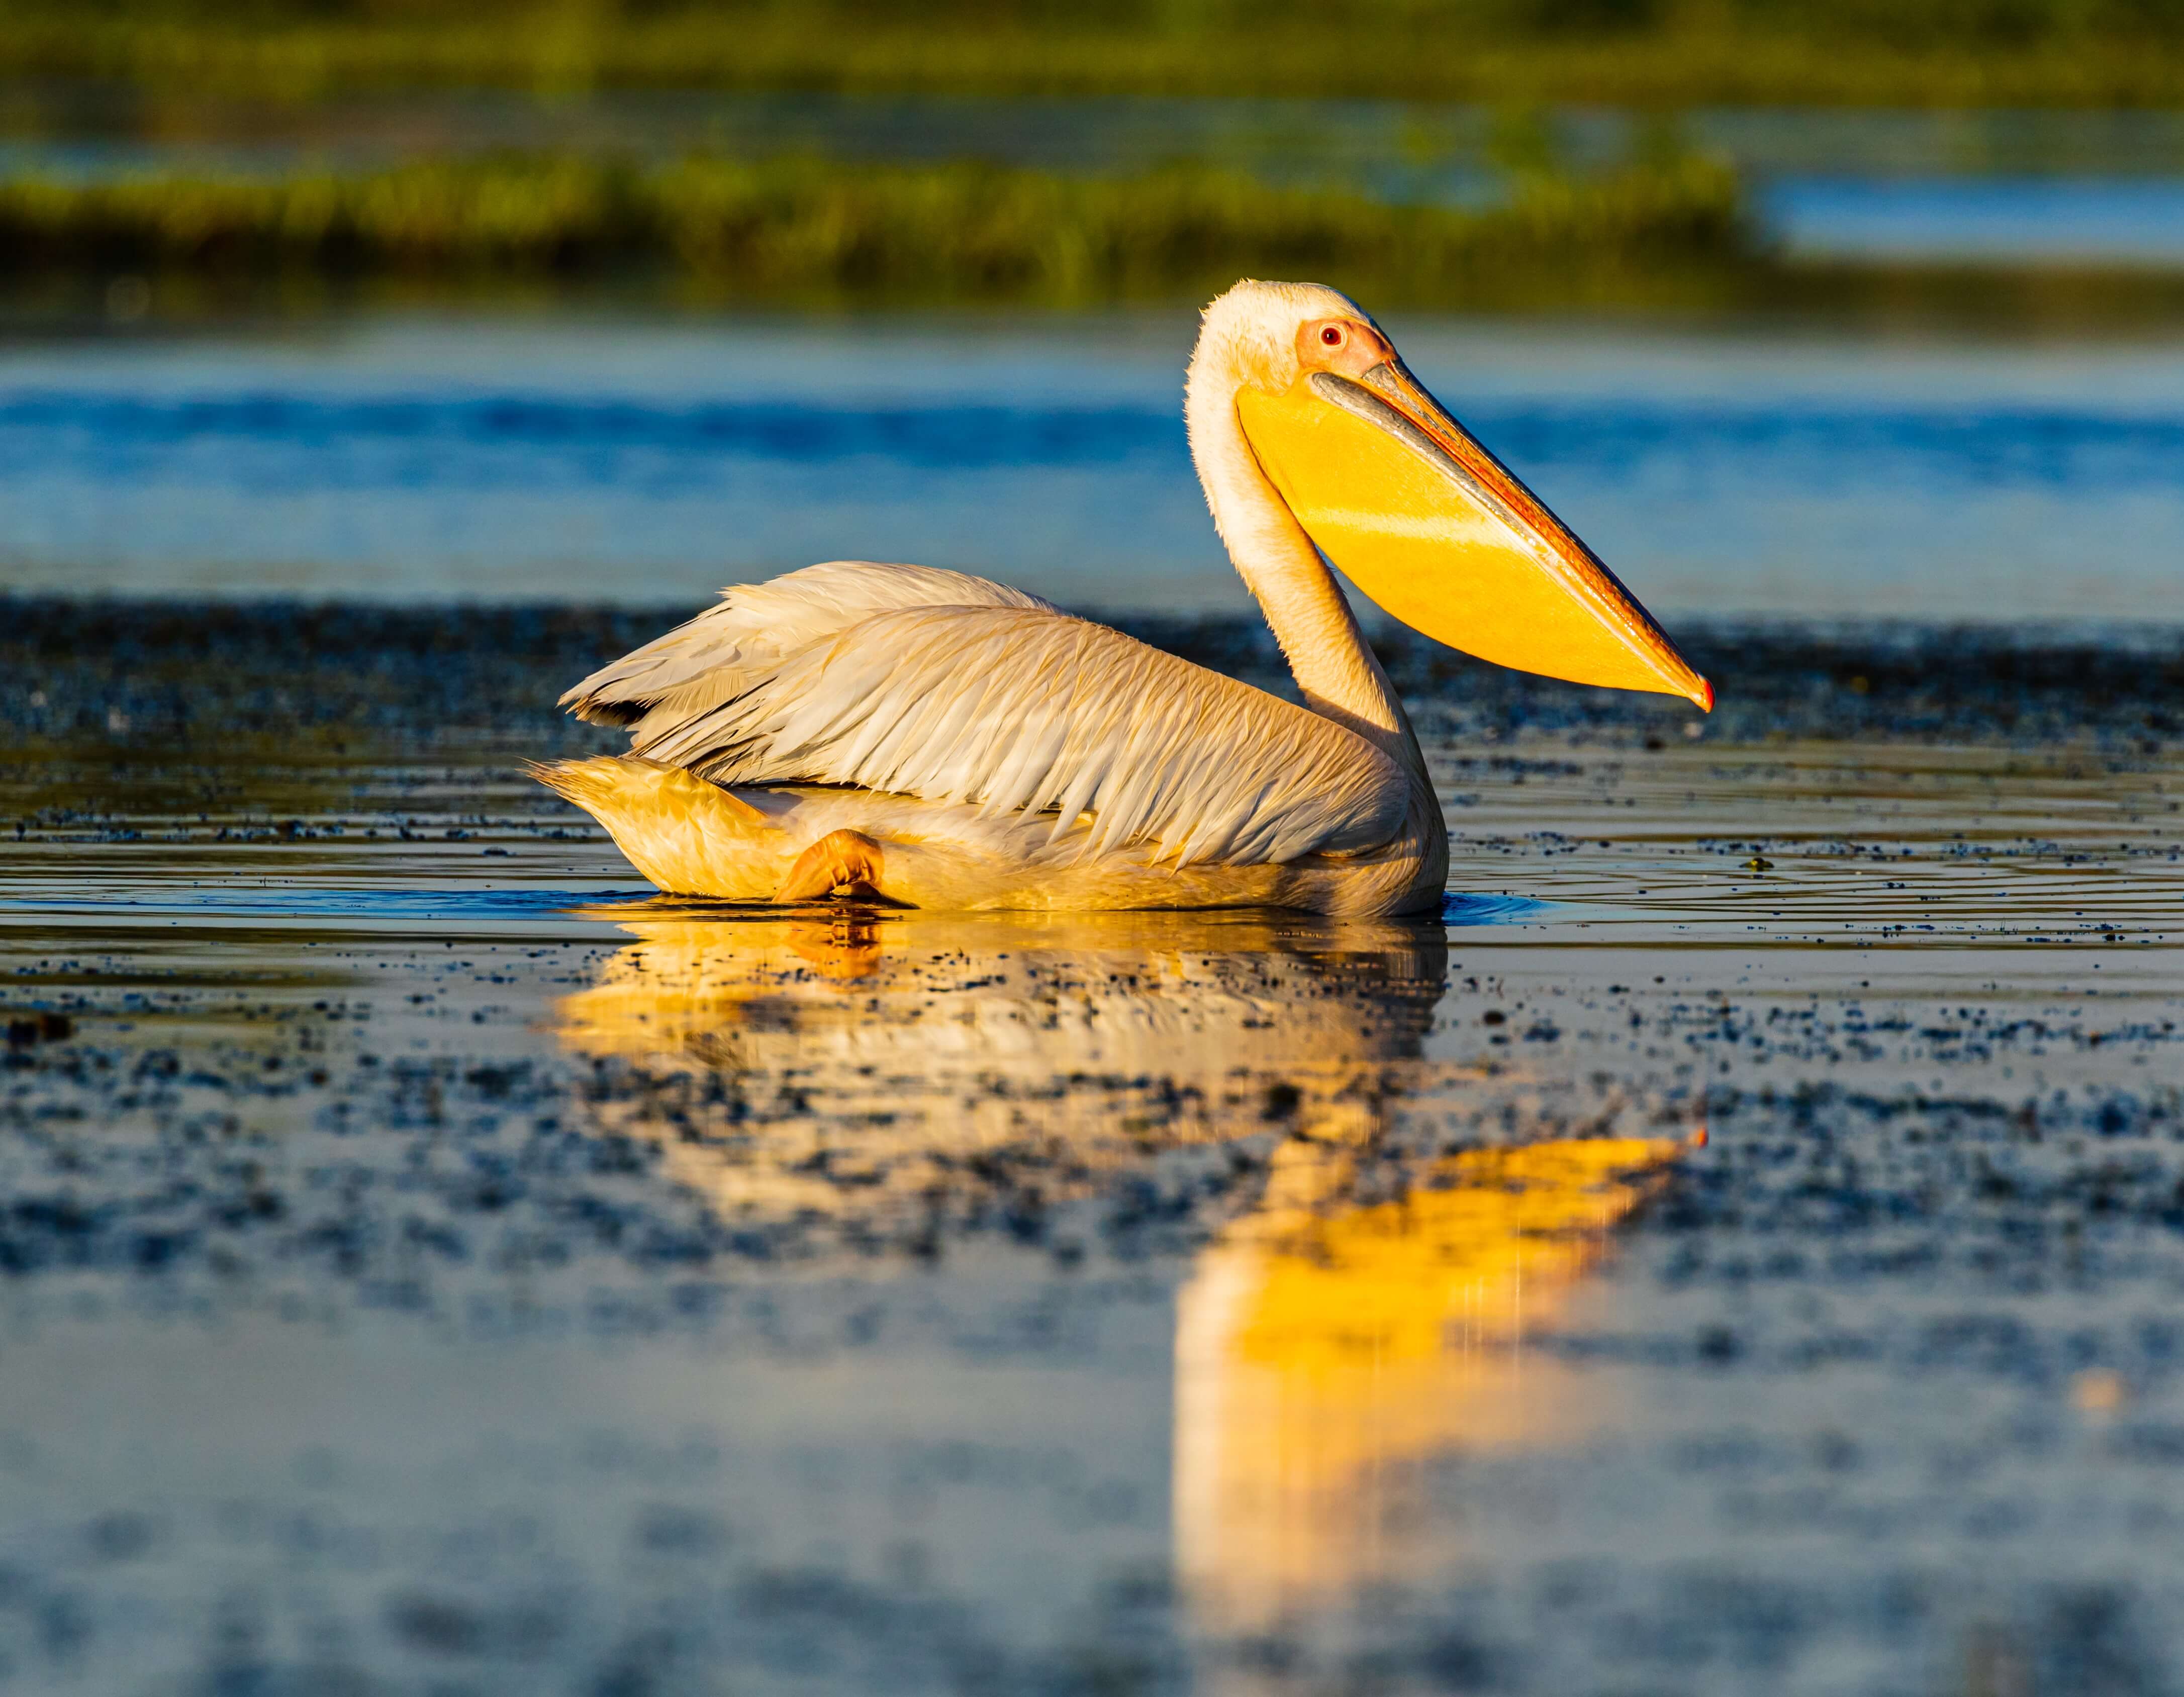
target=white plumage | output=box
[539,279,1460,916]
[564,564,1407,870]
[562,560,1058,745]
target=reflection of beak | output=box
[1174,1129,1703,1626]
[1237,359,1711,709]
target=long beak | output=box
[1237,360,1711,710]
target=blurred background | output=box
[3,0,2184,619]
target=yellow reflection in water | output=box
[552,903,1693,1634]
[1175,1129,1690,1632]
[554,905,1450,1213]
[556,906,1446,1082]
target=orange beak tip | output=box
[1691,675,1714,714]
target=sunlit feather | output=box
[541,278,1696,913]
[628,602,1408,868]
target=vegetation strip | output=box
[0,153,1747,302]
[14,3,2184,108]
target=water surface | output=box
[7,309,2184,622]
[2,611,2180,1689]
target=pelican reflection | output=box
[555,904,1450,1209]
[1176,1128,1689,1641]
[554,904,1692,1638]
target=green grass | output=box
[11,0,2184,107]
[0,152,1752,308]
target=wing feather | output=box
[560,560,1057,736]
[615,601,1407,868]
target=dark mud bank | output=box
[5,595,2182,751]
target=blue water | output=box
[4,312,2182,621]
[1440,893,1551,926]
[0,885,650,920]
[1765,176,2184,264]
[0,884,1552,927]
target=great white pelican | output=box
[540,279,1709,915]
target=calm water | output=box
[5,310,2184,621]
[2,661,2180,1689]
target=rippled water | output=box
[2,611,2180,1688]
[8,310,2184,621]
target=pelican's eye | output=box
[1298,316,1387,374]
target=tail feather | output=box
[531,756,784,898]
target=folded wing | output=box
[561,561,1058,744]
[567,566,1408,868]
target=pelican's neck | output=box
[1185,360,1425,780]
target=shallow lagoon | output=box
[1,607,2180,1691]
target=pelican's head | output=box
[1189,279,1710,711]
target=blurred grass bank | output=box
[0,152,1750,308]
[12,0,2184,107]
[15,151,2184,323]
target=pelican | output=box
[540,279,1710,915]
